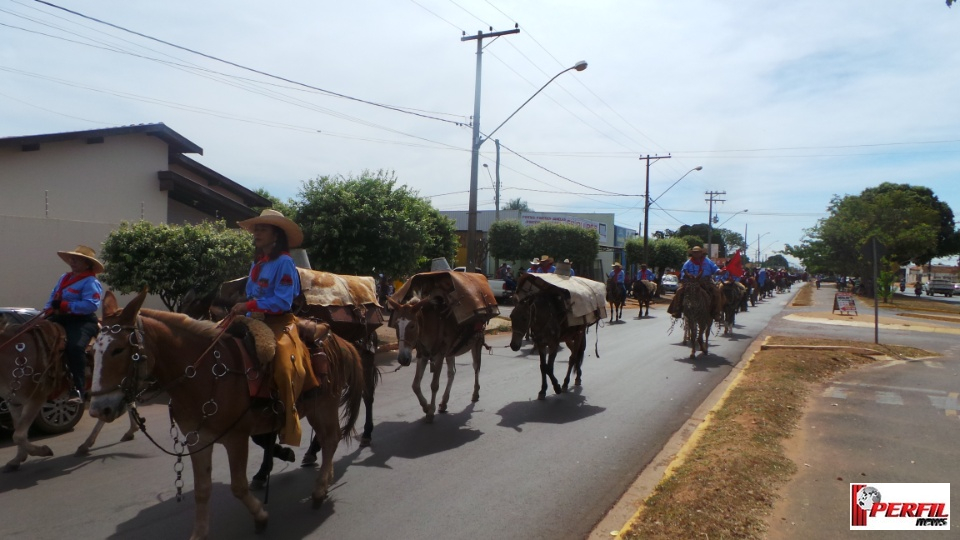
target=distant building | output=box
[440,209,636,278]
[0,123,269,308]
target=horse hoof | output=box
[553,386,563,395]
[424,414,434,424]
[575,379,582,386]
[249,475,267,491]
[471,394,479,403]
[75,446,91,457]
[121,433,135,442]
[275,447,296,463]
[254,514,268,533]
[312,494,327,509]
[35,446,53,458]
[438,405,447,414]
[359,437,371,448]
[537,393,546,400]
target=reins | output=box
[0,310,49,353]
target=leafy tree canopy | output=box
[295,170,457,278]
[254,188,297,217]
[503,198,531,212]
[519,222,599,278]
[651,237,689,276]
[488,220,525,262]
[672,224,742,257]
[100,220,251,311]
[762,254,790,269]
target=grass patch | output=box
[790,282,813,306]
[621,336,936,540]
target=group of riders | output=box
[31,209,312,452]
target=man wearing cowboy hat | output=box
[527,257,540,274]
[44,245,105,404]
[556,258,575,277]
[668,246,723,320]
[535,255,556,274]
[636,263,655,282]
[231,209,310,450]
[608,261,627,297]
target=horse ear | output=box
[119,289,149,323]
[386,297,401,310]
[102,290,119,318]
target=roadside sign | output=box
[833,292,858,316]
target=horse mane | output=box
[140,308,220,340]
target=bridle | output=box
[88,316,152,403]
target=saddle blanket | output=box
[516,274,607,326]
[391,271,500,326]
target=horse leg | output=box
[546,345,563,396]
[688,319,697,359]
[4,399,51,472]
[249,433,276,491]
[562,335,585,390]
[411,354,435,422]
[437,356,457,414]
[222,434,269,534]
[470,341,481,403]
[187,445,217,540]
[360,350,376,447]
[76,418,106,457]
[307,397,340,508]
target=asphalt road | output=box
[0,291,795,540]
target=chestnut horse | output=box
[387,294,486,423]
[89,291,363,540]
[509,293,588,399]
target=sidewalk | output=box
[765,285,960,537]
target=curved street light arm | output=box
[650,166,702,206]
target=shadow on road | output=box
[495,389,605,432]
[672,352,733,372]
[342,403,481,469]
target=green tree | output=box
[674,224,741,257]
[678,235,704,250]
[503,198,531,212]
[520,222,599,278]
[254,188,297,217]
[100,220,251,311]
[650,237,689,279]
[624,237,644,266]
[295,170,456,278]
[763,254,789,269]
[488,220,525,262]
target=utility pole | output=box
[641,154,671,264]
[462,27,520,273]
[494,139,501,223]
[705,190,726,257]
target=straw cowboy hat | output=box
[57,245,104,274]
[539,255,554,264]
[563,259,572,264]
[688,246,705,256]
[529,257,541,265]
[238,209,303,248]
[612,261,622,268]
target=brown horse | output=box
[681,277,715,358]
[631,279,657,319]
[89,291,363,540]
[605,277,626,322]
[509,293,588,399]
[387,294,486,423]
[719,280,743,336]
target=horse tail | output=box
[327,333,365,442]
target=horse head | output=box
[89,290,151,422]
[509,298,532,351]
[387,295,427,366]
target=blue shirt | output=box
[45,273,102,315]
[534,265,556,274]
[681,257,719,279]
[608,268,625,283]
[244,254,300,314]
[636,269,655,281]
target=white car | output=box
[661,274,679,293]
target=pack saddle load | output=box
[390,270,500,327]
[514,272,608,326]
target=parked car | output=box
[923,280,954,297]
[660,274,679,293]
[0,307,85,435]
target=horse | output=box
[0,316,140,470]
[719,281,743,336]
[680,277,715,358]
[89,291,363,540]
[509,293,588,399]
[631,279,657,319]
[387,294,486,423]
[605,277,626,323]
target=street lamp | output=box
[755,232,770,262]
[464,60,588,273]
[717,209,748,229]
[643,166,702,263]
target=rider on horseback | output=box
[44,245,104,404]
[534,255,556,274]
[667,246,723,321]
[608,262,627,297]
[636,263,655,282]
[231,209,310,449]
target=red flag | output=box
[726,250,744,277]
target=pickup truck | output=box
[453,267,514,304]
[924,279,954,297]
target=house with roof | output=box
[0,123,269,308]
